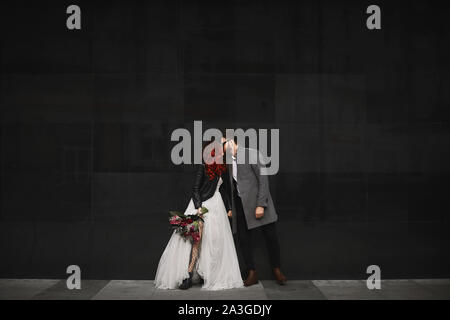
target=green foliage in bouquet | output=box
[168,207,209,243]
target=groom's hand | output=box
[255,206,264,219]
[227,210,232,217]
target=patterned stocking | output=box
[188,221,203,273]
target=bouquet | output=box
[169,207,208,243]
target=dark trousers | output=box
[233,183,281,272]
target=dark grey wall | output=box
[1,0,449,280]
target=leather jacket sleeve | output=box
[192,164,205,209]
[219,173,232,212]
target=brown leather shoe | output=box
[273,267,287,285]
[244,269,258,287]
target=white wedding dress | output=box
[155,177,244,290]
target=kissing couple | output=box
[155,138,287,290]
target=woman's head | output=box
[202,140,227,180]
[203,140,225,165]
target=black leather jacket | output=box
[192,164,231,211]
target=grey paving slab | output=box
[152,283,267,300]
[379,280,446,300]
[0,279,59,300]
[313,279,448,300]
[312,280,385,300]
[93,280,156,300]
[32,280,110,300]
[208,282,268,300]
[1,279,449,300]
[153,283,211,300]
[417,285,450,300]
[412,279,450,285]
[412,279,450,300]
[261,280,326,300]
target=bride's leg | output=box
[179,221,204,290]
[188,221,203,272]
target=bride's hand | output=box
[197,207,203,214]
[227,210,232,217]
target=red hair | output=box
[205,147,227,180]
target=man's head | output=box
[222,137,237,157]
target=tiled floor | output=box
[0,279,449,300]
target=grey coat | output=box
[228,148,278,234]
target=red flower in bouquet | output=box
[169,216,181,225]
[191,231,200,243]
[168,207,209,244]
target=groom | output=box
[223,138,287,286]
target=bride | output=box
[155,140,243,290]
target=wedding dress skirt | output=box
[154,178,243,290]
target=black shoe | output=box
[179,272,193,290]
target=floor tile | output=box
[261,280,326,300]
[93,280,155,300]
[312,280,385,300]
[32,280,110,300]
[0,279,59,300]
